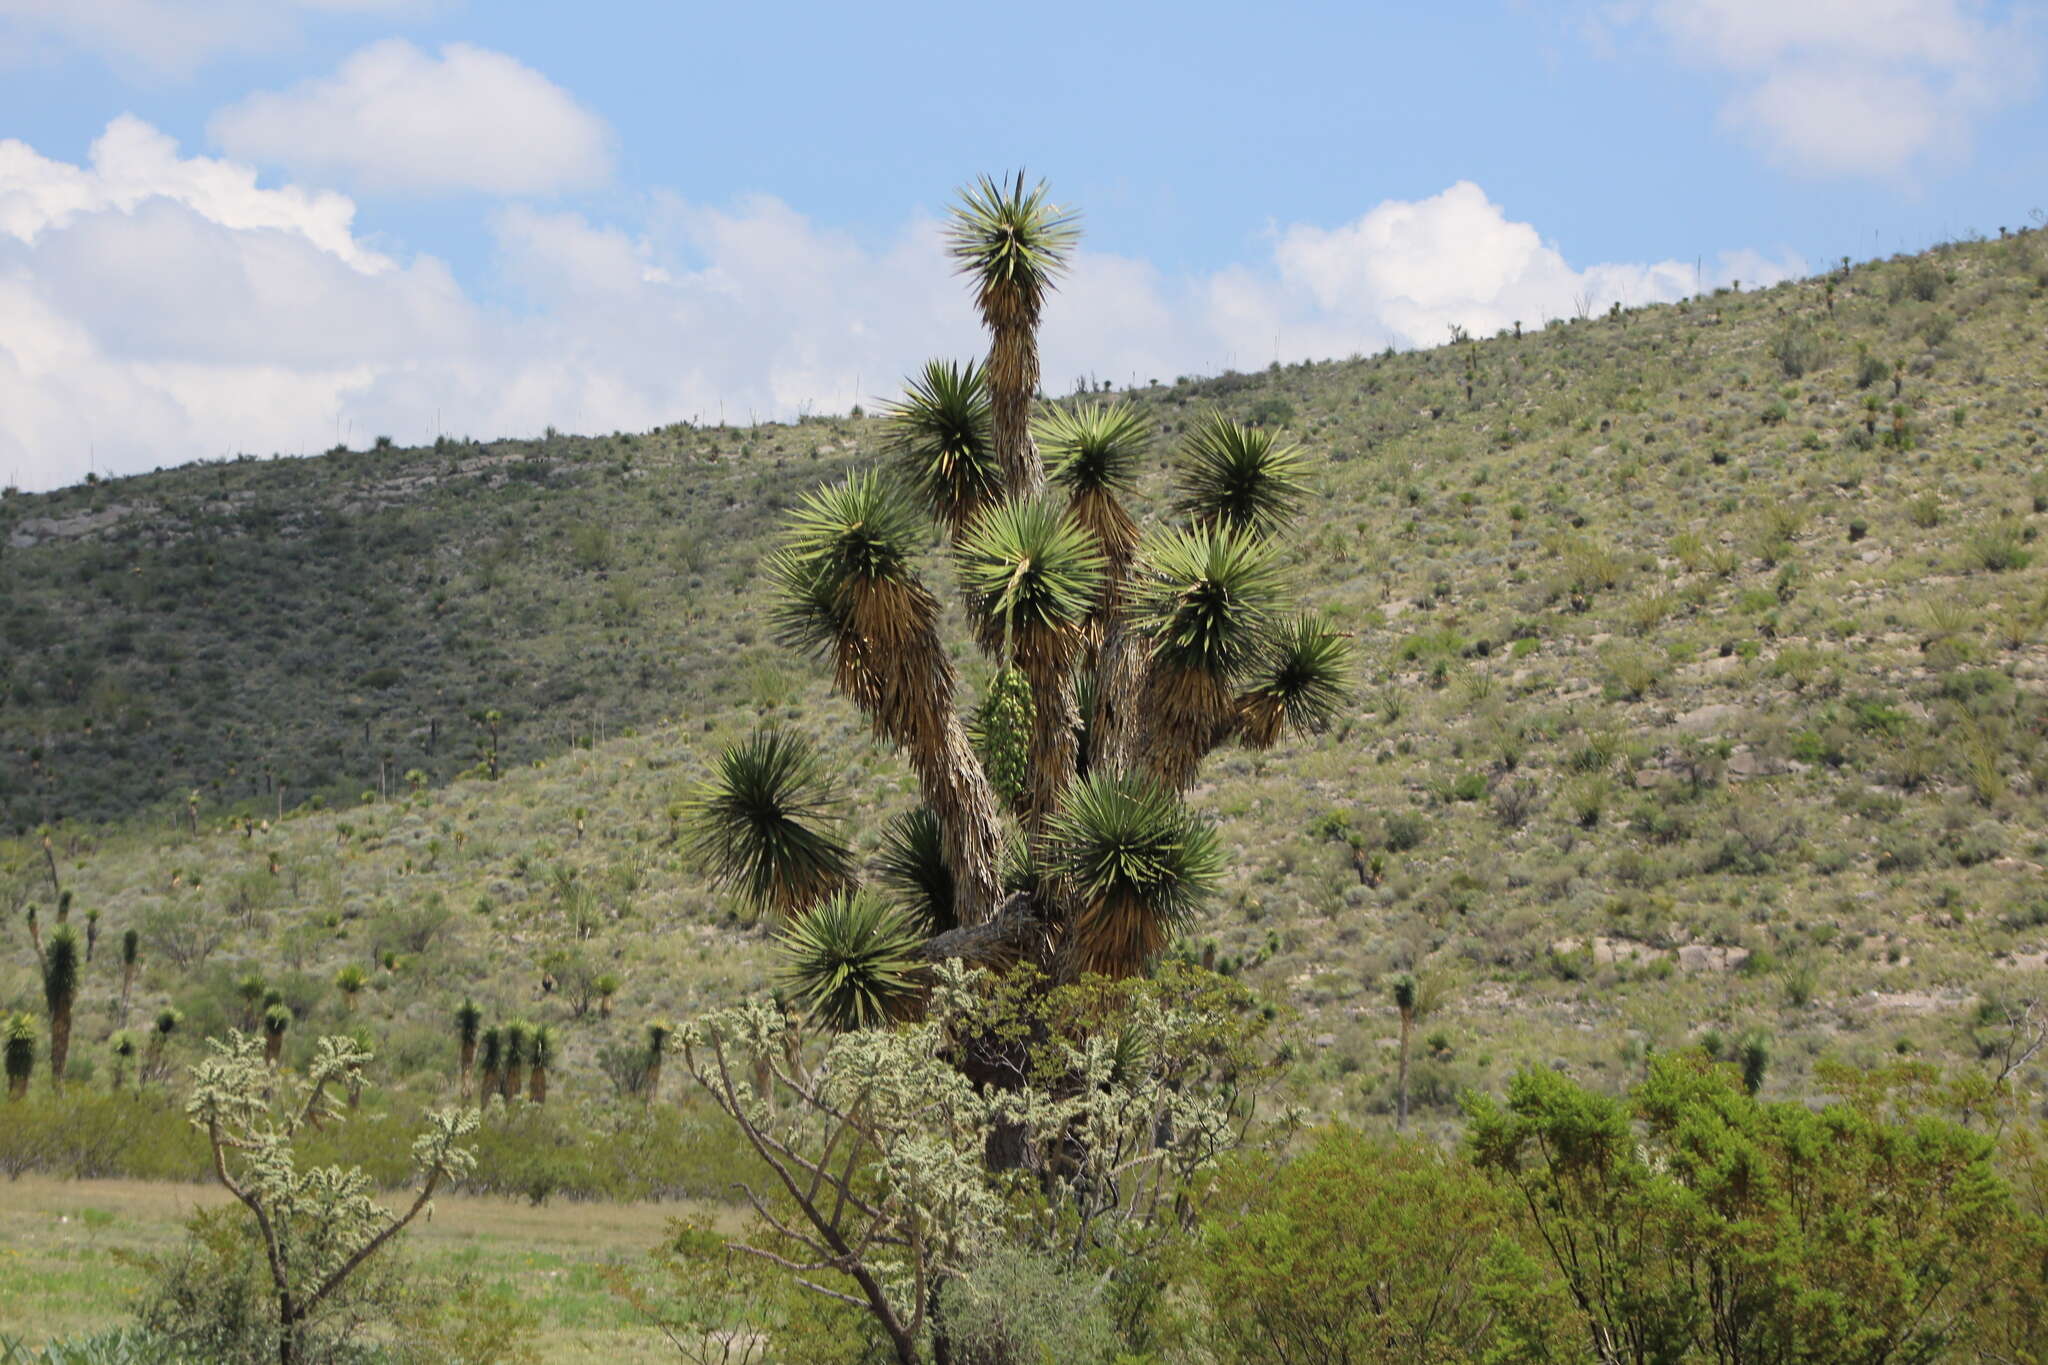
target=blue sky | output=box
[0,0,2042,488]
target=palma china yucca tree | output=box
[41,923,79,1093]
[477,1025,504,1103]
[454,998,482,1102]
[685,174,1351,1028]
[501,1019,530,1102]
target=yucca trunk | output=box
[1396,1005,1414,1131]
[1067,890,1170,980]
[502,1048,525,1102]
[1135,664,1236,793]
[837,587,1004,925]
[459,1038,477,1102]
[48,1008,70,1092]
[911,715,1005,926]
[987,319,1044,499]
[644,1050,663,1105]
[6,1069,26,1101]
[528,1062,547,1105]
[1022,664,1080,839]
[1085,623,1143,777]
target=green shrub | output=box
[1190,1128,1563,1364]
[1771,322,1825,378]
[1967,525,2031,572]
[1381,811,1427,852]
[1466,1054,2012,1365]
[939,1246,1124,1365]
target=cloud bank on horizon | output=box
[1,0,2037,491]
[0,116,1800,490]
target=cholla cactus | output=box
[681,961,1277,1364]
[182,1032,477,1365]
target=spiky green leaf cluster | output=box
[944,174,1080,300]
[768,472,927,653]
[1050,773,1221,976]
[955,496,1106,654]
[875,807,957,936]
[1038,400,1151,498]
[1051,774,1221,915]
[1173,409,1307,536]
[683,730,854,916]
[882,359,1000,534]
[1131,526,1287,682]
[1240,611,1354,743]
[776,890,927,1033]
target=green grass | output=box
[0,1176,726,1360]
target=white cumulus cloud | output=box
[1613,0,2039,178]
[0,122,1800,492]
[210,40,612,196]
[0,0,446,77]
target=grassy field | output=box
[0,1175,730,1359]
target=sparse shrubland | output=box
[3,206,2048,1360]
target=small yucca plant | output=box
[119,927,140,1024]
[643,1021,672,1104]
[1391,973,1418,1130]
[4,1012,35,1100]
[478,1026,504,1103]
[334,964,368,1012]
[144,1006,181,1086]
[501,1020,530,1101]
[110,1029,139,1090]
[236,973,266,1032]
[262,1004,292,1067]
